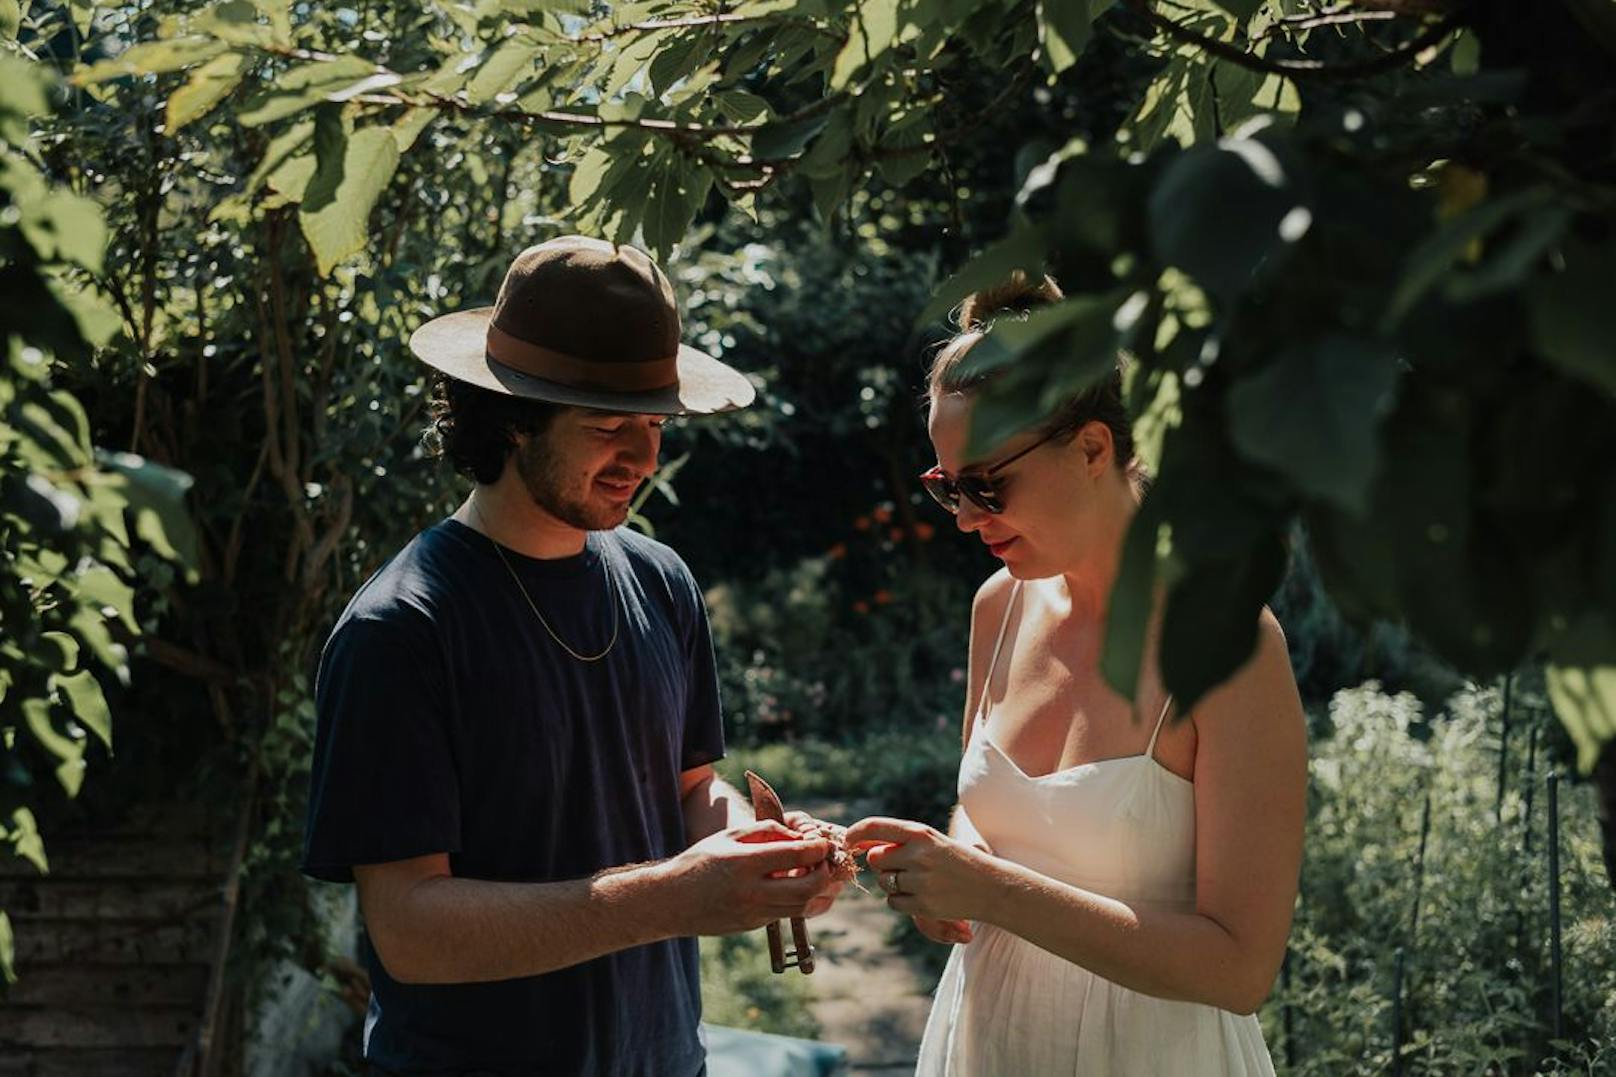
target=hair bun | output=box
[958,271,1064,333]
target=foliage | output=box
[76,0,1616,861]
[0,47,195,983]
[699,930,820,1040]
[6,0,1614,1057]
[1264,682,1615,1073]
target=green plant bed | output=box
[699,931,820,1040]
[719,726,963,832]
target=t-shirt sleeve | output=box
[678,571,725,772]
[301,613,461,883]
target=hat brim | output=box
[408,308,757,416]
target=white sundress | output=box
[915,582,1277,1077]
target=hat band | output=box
[486,324,679,393]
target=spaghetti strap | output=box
[975,580,1023,724]
[1144,695,1174,759]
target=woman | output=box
[846,275,1306,1075]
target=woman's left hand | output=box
[845,816,998,922]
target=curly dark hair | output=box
[425,374,566,485]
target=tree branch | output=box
[1125,0,1463,79]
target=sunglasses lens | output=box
[959,478,1002,514]
[920,471,960,514]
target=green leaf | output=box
[1528,238,1616,397]
[1148,135,1306,304]
[0,54,50,140]
[95,451,200,575]
[76,563,136,633]
[75,37,224,84]
[1126,48,1218,152]
[466,35,541,105]
[68,0,94,36]
[799,109,854,179]
[1377,386,1533,674]
[1101,496,1169,701]
[963,288,1144,456]
[1160,528,1288,712]
[876,112,932,187]
[18,189,107,273]
[1387,187,1553,322]
[1226,334,1401,513]
[1037,0,1091,74]
[640,149,708,263]
[1545,614,1616,773]
[809,162,855,225]
[298,125,402,275]
[0,911,14,986]
[52,669,110,750]
[751,109,833,161]
[568,143,614,207]
[68,606,128,677]
[0,0,21,40]
[236,56,379,127]
[41,631,81,673]
[714,89,770,124]
[918,226,1049,326]
[6,808,48,874]
[832,0,899,88]
[22,696,86,797]
[165,52,245,132]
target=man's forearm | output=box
[683,774,753,843]
[367,861,679,985]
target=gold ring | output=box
[881,870,902,895]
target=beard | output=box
[513,433,632,532]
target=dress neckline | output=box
[977,731,1194,788]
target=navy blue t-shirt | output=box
[302,518,724,1074]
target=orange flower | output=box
[873,506,893,524]
[853,516,871,531]
[853,600,870,615]
[827,543,848,560]
[915,522,936,542]
[874,589,894,606]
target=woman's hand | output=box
[912,914,974,946]
[845,816,999,924]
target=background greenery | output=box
[3,0,1615,1071]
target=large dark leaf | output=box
[918,226,1050,327]
[1528,237,1616,396]
[1377,384,1533,674]
[1159,528,1289,713]
[1100,496,1168,703]
[1226,334,1401,514]
[1148,134,1308,305]
[962,288,1145,456]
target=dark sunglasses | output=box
[919,426,1066,515]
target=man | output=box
[302,236,840,1074]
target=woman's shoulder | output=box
[969,568,1017,631]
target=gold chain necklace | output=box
[469,500,619,663]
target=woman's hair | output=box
[927,271,1140,487]
[425,374,565,485]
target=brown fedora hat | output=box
[409,235,756,415]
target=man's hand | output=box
[662,820,836,935]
